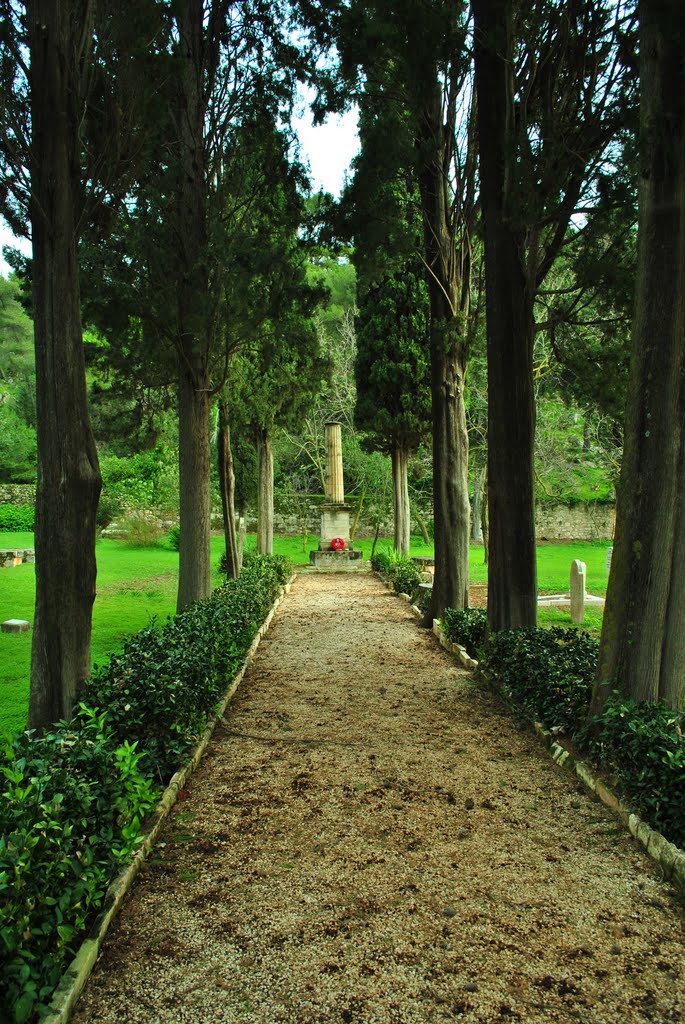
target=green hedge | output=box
[580,696,685,849]
[0,555,290,1022]
[0,504,34,531]
[370,550,422,598]
[479,626,685,850]
[482,627,597,736]
[441,608,487,658]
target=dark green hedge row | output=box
[0,504,34,531]
[0,555,290,1024]
[442,619,685,851]
[441,608,488,658]
[370,550,423,598]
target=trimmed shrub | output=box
[0,707,158,1023]
[482,627,598,735]
[0,555,289,1020]
[579,695,685,850]
[0,503,34,531]
[81,556,290,781]
[442,608,487,658]
[370,550,422,597]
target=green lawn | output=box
[0,531,612,736]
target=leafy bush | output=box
[242,551,292,587]
[371,550,422,597]
[0,503,34,531]
[0,707,159,1023]
[1,555,288,1020]
[81,556,289,782]
[481,627,685,851]
[442,608,488,658]
[96,491,123,530]
[370,550,393,574]
[167,525,180,551]
[117,513,163,547]
[580,695,685,849]
[482,627,598,735]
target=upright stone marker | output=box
[570,559,586,624]
[310,422,363,569]
[606,545,613,576]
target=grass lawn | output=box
[0,530,611,737]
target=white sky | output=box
[0,103,359,278]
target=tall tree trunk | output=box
[256,427,274,555]
[471,457,484,543]
[593,0,685,712]
[177,355,211,610]
[474,0,538,630]
[392,443,411,554]
[418,84,471,625]
[175,0,212,611]
[27,0,102,730]
[218,400,240,578]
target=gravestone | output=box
[570,559,586,624]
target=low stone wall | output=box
[535,502,615,542]
[0,483,36,506]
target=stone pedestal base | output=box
[319,503,353,549]
[309,549,365,571]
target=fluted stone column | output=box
[325,422,345,503]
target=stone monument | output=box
[309,422,363,569]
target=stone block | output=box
[1,618,31,633]
[570,559,586,624]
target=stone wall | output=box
[535,502,615,542]
[271,497,616,542]
[0,483,36,506]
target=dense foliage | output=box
[477,627,684,849]
[370,550,422,597]
[0,555,290,1022]
[0,504,34,531]
[580,696,685,850]
[441,608,488,658]
[483,627,598,735]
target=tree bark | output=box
[177,355,212,610]
[256,427,274,555]
[218,400,240,578]
[27,1,102,730]
[392,443,411,554]
[593,0,685,712]
[471,457,484,544]
[175,0,212,612]
[418,82,471,625]
[474,0,538,630]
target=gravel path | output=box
[73,572,685,1024]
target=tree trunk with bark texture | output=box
[175,0,212,612]
[177,356,211,611]
[27,0,102,729]
[257,428,274,555]
[418,83,471,625]
[392,444,411,554]
[593,0,685,712]
[218,400,240,578]
[474,0,538,630]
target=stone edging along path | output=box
[394,584,685,898]
[41,580,294,1024]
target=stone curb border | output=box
[42,578,295,1024]
[427,614,685,897]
